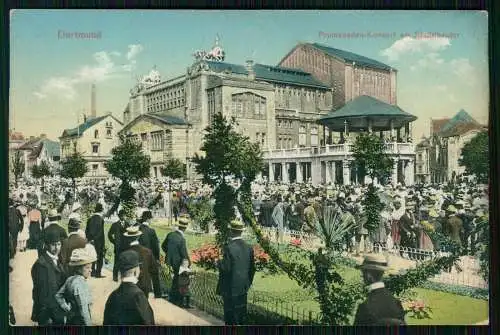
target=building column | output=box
[282,162,289,184]
[269,162,274,182]
[331,161,336,184]
[404,160,410,185]
[342,160,351,185]
[296,162,303,183]
[392,158,399,185]
[325,161,332,184]
[311,159,320,186]
[408,158,415,185]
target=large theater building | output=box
[120,40,417,185]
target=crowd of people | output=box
[8,173,488,326]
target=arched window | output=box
[311,127,318,146]
[299,126,306,147]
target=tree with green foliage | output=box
[11,150,25,188]
[193,112,263,246]
[459,131,488,183]
[31,160,53,192]
[60,150,88,196]
[160,158,186,180]
[105,134,151,219]
[352,133,393,233]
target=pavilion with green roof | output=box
[317,95,417,141]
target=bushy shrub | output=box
[191,244,220,271]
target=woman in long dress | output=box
[16,202,29,252]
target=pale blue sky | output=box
[10,10,489,140]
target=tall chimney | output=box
[91,83,96,118]
[246,60,255,80]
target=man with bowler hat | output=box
[103,250,155,325]
[217,219,256,325]
[162,216,190,305]
[31,228,67,325]
[121,226,161,298]
[85,203,106,278]
[353,254,406,325]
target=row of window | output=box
[231,92,267,118]
[277,120,293,129]
[93,129,112,139]
[147,98,185,113]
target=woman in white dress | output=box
[16,201,29,252]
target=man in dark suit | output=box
[60,216,87,273]
[162,217,190,306]
[353,254,406,325]
[217,220,256,325]
[31,228,67,326]
[85,203,106,278]
[39,209,68,258]
[103,250,155,325]
[108,209,127,281]
[121,226,161,298]
[137,210,162,297]
[9,198,24,256]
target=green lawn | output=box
[63,217,488,325]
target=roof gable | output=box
[120,112,187,134]
[310,43,395,71]
[61,114,123,138]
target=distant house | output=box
[17,134,61,178]
[59,113,123,182]
[415,137,431,184]
[423,110,487,183]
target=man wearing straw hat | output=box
[353,254,406,325]
[103,250,155,325]
[162,216,190,305]
[217,219,256,325]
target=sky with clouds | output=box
[10,10,488,141]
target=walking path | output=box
[9,250,223,326]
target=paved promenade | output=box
[9,250,223,326]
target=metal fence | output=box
[157,264,321,325]
[372,243,488,289]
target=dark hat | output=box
[44,228,63,244]
[68,218,81,230]
[118,250,141,272]
[95,203,103,213]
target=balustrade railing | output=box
[263,142,414,159]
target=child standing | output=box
[178,259,194,308]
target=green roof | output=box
[61,115,108,138]
[310,43,394,71]
[148,113,187,125]
[439,109,478,133]
[42,140,60,157]
[204,61,329,89]
[318,95,416,131]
